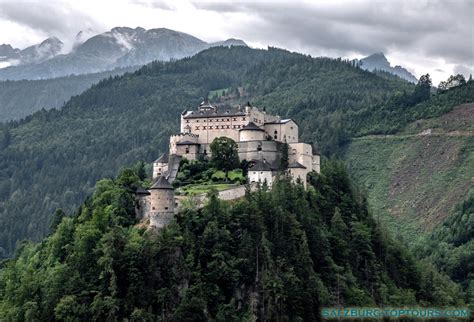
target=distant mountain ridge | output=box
[0,37,63,67]
[0,27,247,80]
[356,52,418,83]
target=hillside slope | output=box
[343,103,474,239]
[0,163,462,320]
[0,67,137,121]
[0,47,412,258]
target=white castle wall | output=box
[239,129,265,142]
[152,162,168,180]
[289,142,313,169]
[264,120,299,143]
[248,170,274,186]
[312,154,321,173]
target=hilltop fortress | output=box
[137,101,320,228]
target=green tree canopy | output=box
[210,137,240,176]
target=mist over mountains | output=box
[0,27,247,80]
[356,52,418,83]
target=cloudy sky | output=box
[0,0,472,84]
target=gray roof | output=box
[183,105,245,119]
[136,187,151,195]
[264,118,297,125]
[150,176,174,190]
[176,140,200,145]
[154,152,169,163]
[249,160,273,171]
[239,122,264,131]
[288,161,307,169]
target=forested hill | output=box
[0,162,462,320]
[0,46,472,259]
[0,66,138,121]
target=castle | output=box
[137,101,320,228]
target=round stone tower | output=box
[239,122,265,141]
[149,176,175,229]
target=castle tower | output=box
[135,187,151,220]
[152,153,169,180]
[149,176,175,229]
[287,161,308,188]
[239,122,265,142]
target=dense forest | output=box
[0,46,472,260]
[0,162,462,321]
[414,189,474,304]
[0,66,137,121]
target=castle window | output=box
[196,120,199,123]
[204,119,207,122]
[216,125,219,129]
[274,135,277,139]
[227,118,230,121]
[165,207,168,210]
[152,207,155,210]
[203,126,206,130]
[209,119,212,122]
[290,127,293,129]
[233,118,237,121]
[195,126,200,130]
[257,145,262,151]
[186,120,190,123]
[242,117,246,121]
[274,130,278,134]
[204,149,207,154]
[185,148,189,153]
[209,126,213,129]
[227,125,230,129]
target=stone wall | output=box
[289,142,313,169]
[239,129,265,142]
[248,170,274,186]
[152,162,168,180]
[150,211,174,229]
[237,140,282,163]
[175,184,256,211]
[264,120,298,143]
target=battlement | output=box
[170,132,199,138]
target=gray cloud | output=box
[195,0,473,66]
[453,64,473,77]
[0,0,472,81]
[0,2,104,49]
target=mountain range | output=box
[355,52,418,83]
[0,37,63,68]
[0,27,246,80]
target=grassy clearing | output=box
[177,169,245,195]
[178,183,237,195]
[343,133,474,242]
[209,87,231,98]
[211,169,244,182]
